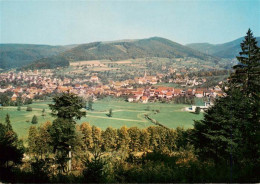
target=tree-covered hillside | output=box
[62,37,213,61]
[21,56,70,70]
[0,44,76,69]
[187,37,260,59]
[23,37,220,69]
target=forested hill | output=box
[186,37,260,59]
[22,37,217,70]
[0,44,76,69]
[61,37,212,61]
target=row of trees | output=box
[28,122,189,156]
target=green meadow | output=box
[0,98,204,140]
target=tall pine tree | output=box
[48,92,86,173]
[5,114,12,131]
[192,29,260,172]
[0,116,24,169]
[229,28,260,98]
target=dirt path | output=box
[2,106,47,111]
[86,114,147,122]
[2,106,149,123]
[87,109,147,114]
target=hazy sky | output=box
[0,0,259,45]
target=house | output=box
[141,96,148,103]
[90,76,99,83]
[128,95,134,102]
[133,91,143,99]
[174,89,182,96]
[186,89,195,96]
[214,85,222,91]
[11,94,17,101]
[0,88,7,93]
[134,95,141,101]
[186,101,213,112]
[157,87,168,94]
[166,92,173,99]
[195,90,204,98]
[158,92,164,98]
[149,89,155,96]
[74,84,82,89]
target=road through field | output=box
[85,114,146,122]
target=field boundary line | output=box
[86,115,147,122]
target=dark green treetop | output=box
[31,115,38,124]
[5,113,12,131]
[229,28,260,97]
[49,92,86,121]
[192,29,260,167]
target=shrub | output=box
[31,115,38,124]
[26,106,32,111]
[195,107,201,114]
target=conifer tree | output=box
[31,115,38,124]
[83,146,107,183]
[28,126,39,155]
[87,97,94,111]
[49,92,86,121]
[192,29,260,168]
[195,107,201,114]
[42,108,46,116]
[108,108,113,117]
[0,117,24,168]
[5,114,12,131]
[49,118,77,172]
[26,106,32,111]
[48,92,86,173]
[229,28,260,98]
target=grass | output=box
[153,83,181,88]
[0,98,204,140]
[0,104,55,140]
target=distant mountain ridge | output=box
[61,37,212,61]
[22,37,217,70]
[0,44,76,69]
[186,37,260,59]
[3,36,251,70]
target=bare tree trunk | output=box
[68,146,71,172]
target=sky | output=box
[0,0,259,45]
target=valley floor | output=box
[0,98,203,140]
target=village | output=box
[0,69,225,106]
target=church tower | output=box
[144,70,147,79]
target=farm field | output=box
[0,98,204,140]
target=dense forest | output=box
[21,56,70,70]
[0,44,74,69]
[61,37,212,61]
[0,30,259,183]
